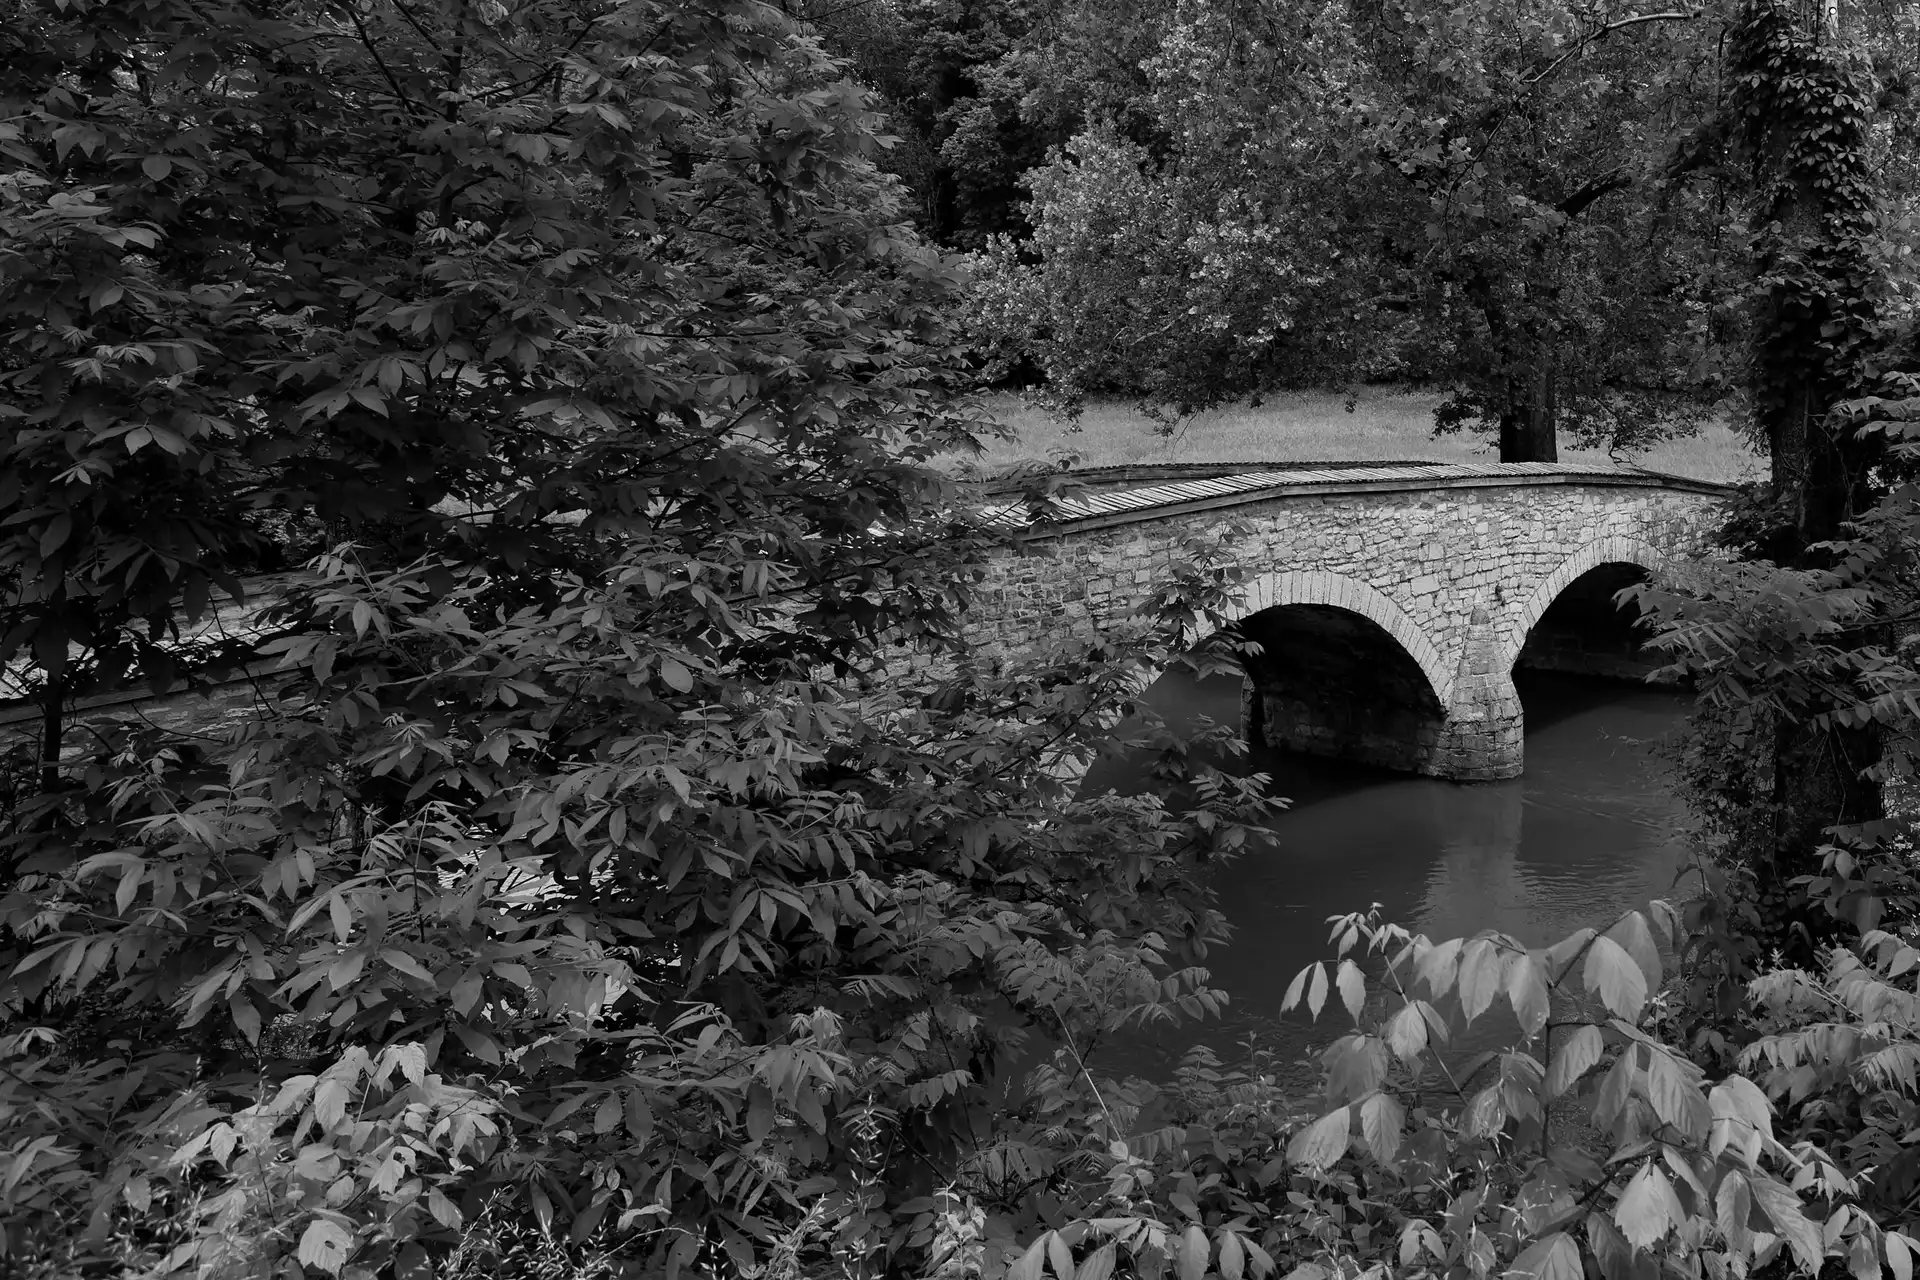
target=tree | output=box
[968,0,1738,460]
[792,0,1173,251]
[0,1,1284,1274]
[1353,0,1734,461]
[966,1,1404,419]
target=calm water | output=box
[1091,668,1696,1075]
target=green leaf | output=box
[1325,1035,1389,1104]
[230,996,261,1046]
[1507,1232,1580,1280]
[1384,1001,1430,1061]
[1050,1230,1076,1280]
[1852,1232,1882,1280]
[1594,1048,1636,1126]
[1582,935,1647,1019]
[1543,928,1596,983]
[1748,1175,1824,1273]
[1360,1091,1403,1165]
[1887,1232,1914,1280]
[1077,1244,1118,1280]
[1010,1238,1048,1280]
[1217,1230,1246,1280]
[1708,1074,1773,1155]
[1643,1048,1709,1136]
[1716,1171,1753,1251]
[39,512,71,558]
[1545,1025,1603,1097]
[1603,912,1662,992]
[1282,964,1311,1011]
[1505,953,1549,1037]
[1416,937,1463,997]
[1587,1214,1633,1280]
[298,1219,353,1275]
[1336,958,1365,1022]
[1613,1162,1681,1250]
[1179,1224,1208,1280]
[1287,1105,1350,1171]
[1459,938,1504,1022]
[1306,962,1329,1018]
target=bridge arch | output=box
[1498,535,1667,674]
[1231,569,1455,707]
[1221,570,1466,776]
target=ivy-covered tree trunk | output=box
[1729,0,1886,911]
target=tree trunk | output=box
[1722,0,1887,949]
[39,677,65,795]
[1497,366,1559,462]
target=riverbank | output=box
[966,388,1764,486]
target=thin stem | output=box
[1056,1015,1120,1146]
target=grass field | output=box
[961,387,1764,485]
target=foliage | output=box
[1002,889,1920,1280]
[1725,0,1891,553]
[962,0,1403,423]
[0,0,1284,1275]
[1629,336,1920,970]
[963,0,1739,459]
[5,2,1920,1280]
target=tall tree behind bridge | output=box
[968,0,1739,460]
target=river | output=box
[1090,667,1696,1078]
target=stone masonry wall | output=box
[964,477,1723,780]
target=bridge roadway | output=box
[969,460,1731,781]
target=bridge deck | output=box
[985,461,1733,532]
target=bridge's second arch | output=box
[1501,535,1669,683]
[1218,571,1519,778]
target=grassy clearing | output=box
[959,386,1764,485]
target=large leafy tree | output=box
[0,1,1277,1274]
[794,0,1169,251]
[971,0,1736,460]
[1355,0,1733,461]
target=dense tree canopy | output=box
[5,2,1920,1280]
[0,0,1270,1273]
[893,0,1918,461]
[956,0,1743,457]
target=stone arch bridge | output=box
[972,461,1730,781]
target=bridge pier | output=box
[1235,606,1525,782]
[1428,671,1523,781]
[1240,667,1521,782]
[1429,618,1524,781]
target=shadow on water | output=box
[1087,667,1696,1081]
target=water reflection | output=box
[1093,667,1694,1075]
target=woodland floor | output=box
[960,387,1763,486]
